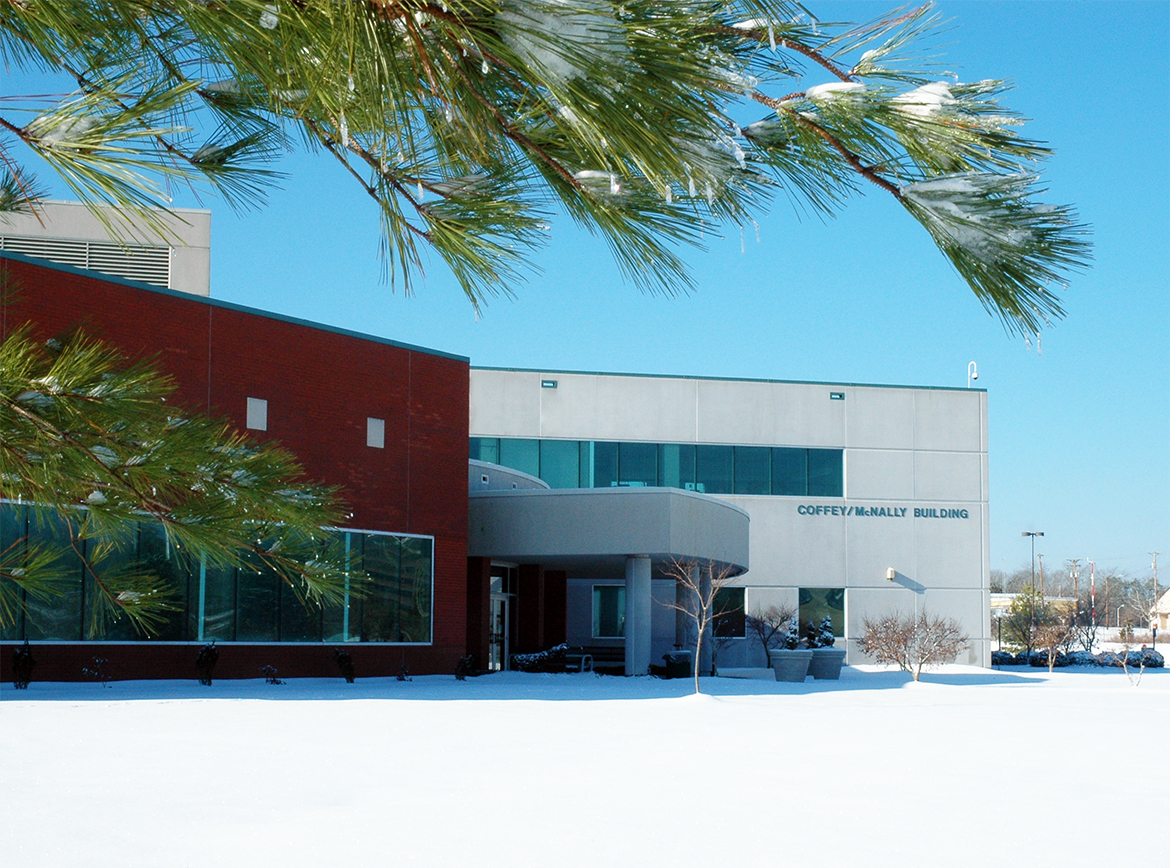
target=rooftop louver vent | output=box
[0,235,172,288]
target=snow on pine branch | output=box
[496,0,630,83]
[900,171,1089,333]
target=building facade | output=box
[469,368,991,668]
[1,252,469,680]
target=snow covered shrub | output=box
[991,650,1021,666]
[12,640,35,689]
[817,617,836,648]
[454,655,475,680]
[858,610,969,681]
[333,648,355,683]
[261,665,284,685]
[782,618,801,650]
[1063,650,1097,667]
[82,657,112,687]
[195,641,218,686]
[510,643,569,673]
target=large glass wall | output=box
[0,502,433,643]
[471,437,844,497]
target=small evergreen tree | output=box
[817,616,836,649]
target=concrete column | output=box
[624,555,652,676]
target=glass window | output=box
[592,585,625,638]
[0,503,27,640]
[539,440,579,489]
[137,523,191,641]
[361,533,402,642]
[469,437,500,464]
[657,443,695,490]
[280,578,323,642]
[200,564,238,641]
[83,531,141,641]
[771,447,808,496]
[397,536,433,643]
[235,557,279,641]
[499,438,539,478]
[589,441,619,488]
[696,445,733,494]
[808,449,844,497]
[23,513,83,641]
[712,587,746,638]
[734,446,771,495]
[798,587,845,638]
[619,442,657,487]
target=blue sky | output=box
[11,2,1170,580]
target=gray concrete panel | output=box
[696,379,846,447]
[914,389,983,452]
[913,451,983,501]
[913,517,985,589]
[846,387,916,449]
[844,512,916,587]
[469,369,543,437]
[541,374,699,442]
[844,449,915,501]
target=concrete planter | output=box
[769,649,813,682]
[808,647,846,680]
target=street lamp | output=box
[1022,531,1044,653]
[967,361,978,389]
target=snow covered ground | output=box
[4,665,1167,867]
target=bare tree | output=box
[659,558,739,695]
[1034,618,1076,672]
[745,604,796,667]
[858,610,969,682]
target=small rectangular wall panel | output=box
[846,387,915,449]
[913,451,983,502]
[914,390,983,452]
[845,449,914,501]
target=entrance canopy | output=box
[469,486,750,579]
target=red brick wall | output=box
[0,254,469,679]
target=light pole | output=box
[1022,531,1044,654]
[967,361,978,388]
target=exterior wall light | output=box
[830,392,845,400]
[886,567,896,581]
[541,379,557,388]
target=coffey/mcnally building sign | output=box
[797,504,971,519]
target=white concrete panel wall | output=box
[470,369,991,667]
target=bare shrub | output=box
[745,604,796,666]
[858,610,969,681]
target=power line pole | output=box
[1067,558,1081,622]
[1151,551,1161,629]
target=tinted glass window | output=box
[539,440,580,489]
[499,438,539,478]
[696,445,734,494]
[734,446,771,495]
[592,585,626,638]
[771,448,807,496]
[619,442,657,487]
[713,587,746,638]
[469,437,500,464]
[657,443,695,489]
[798,587,845,638]
[589,441,619,488]
[808,449,844,497]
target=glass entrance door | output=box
[488,594,509,671]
